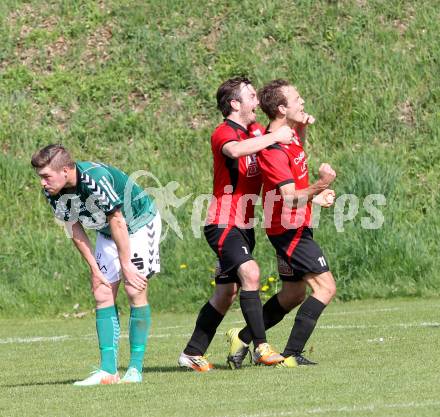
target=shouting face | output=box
[236,83,259,126]
[280,85,306,124]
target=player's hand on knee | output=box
[90,270,112,291]
[122,263,147,291]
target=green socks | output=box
[96,305,120,374]
[95,304,151,374]
[128,305,151,372]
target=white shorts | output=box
[95,213,161,283]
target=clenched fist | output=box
[312,189,336,208]
[301,113,315,125]
[318,163,336,186]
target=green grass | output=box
[0,0,439,315]
[1,298,439,417]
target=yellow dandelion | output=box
[210,280,216,287]
[261,285,270,292]
[268,276,276,283]
[180,264,187,269]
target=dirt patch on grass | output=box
[5,3,68,73]
[128,89,150,113]
[8,4,39,26]
[378,5,415,36]
[202,16,224,52]
[80,24,113,65]
[5,3,114,73]
[398,99,415,126]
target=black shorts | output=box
[268,227,329,282]
[204,224,255,285]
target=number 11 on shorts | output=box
[318,256,327,267]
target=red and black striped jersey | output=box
[206,119,265,228]
[258,129,312,235]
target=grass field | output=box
[1,3,438,414]
[1,0,440,315]
[1,297,439,417]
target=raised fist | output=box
[312,189,336,208]
[318,163,336,186]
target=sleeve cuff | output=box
[220,139,238,153]
[276,179,295,188]
[105,203,123,215]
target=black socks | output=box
[282,295,326,357]
[238,294,288,345]
[184,301,224,356]
[239,290,266,347]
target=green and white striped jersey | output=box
[44,161,156,236]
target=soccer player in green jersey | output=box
[31,144,161,385]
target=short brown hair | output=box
[258,79,290,120]
[216,76,252,118]
[31,144,75,170]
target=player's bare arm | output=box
[279,163,336,208]
[69,221,111,290]
[107,209,147,292]
[222,125,293,159]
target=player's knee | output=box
[246,275,260,289]
[315,272,336,303]
[324,272,336,297]
[92,285,114,306]
[240,266,260,289]
[328,280,337,300]
[320,286,336,304]
[125,281,148,299]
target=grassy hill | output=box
[0,0,439,316]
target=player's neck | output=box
[226,113,248,130]
[268,118,288,132]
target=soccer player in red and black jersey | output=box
[227,79,337,367]
[179,77,295,371]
